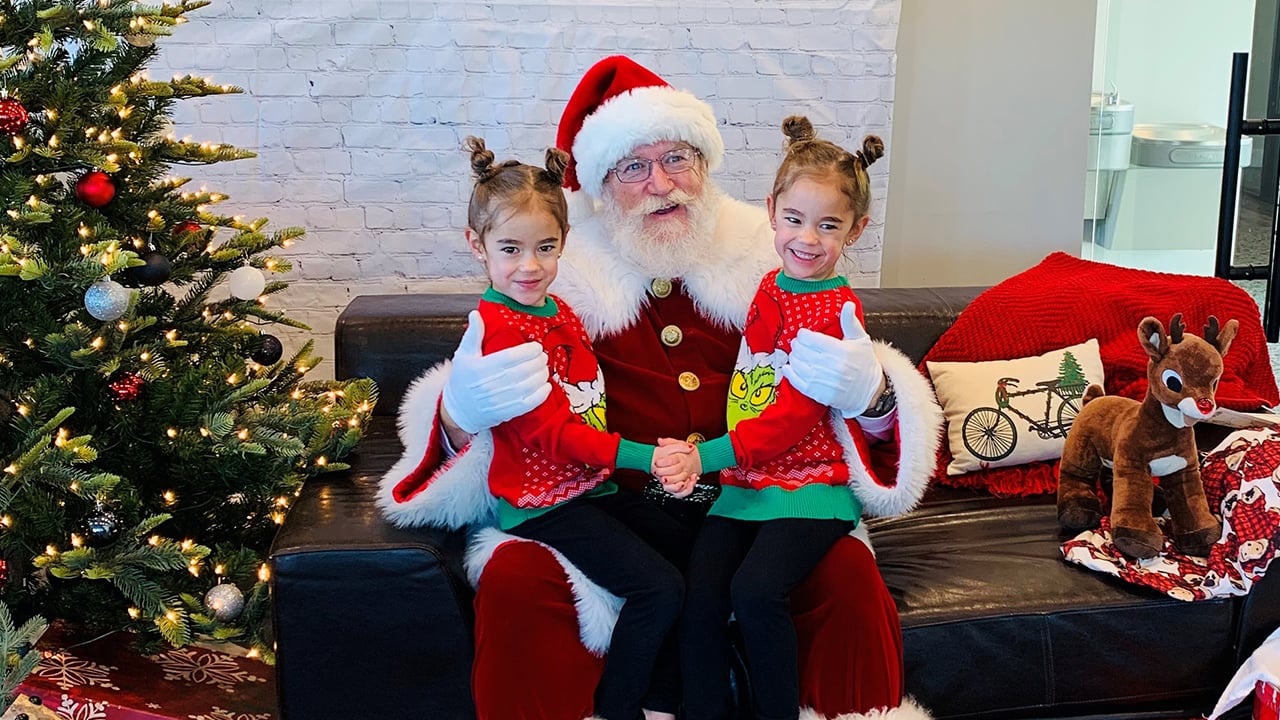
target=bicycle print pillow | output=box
[926,339,1105,476]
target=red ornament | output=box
[0,558,7,591]
[0,98,28,136]
[107,372,144,402]
[172,221,202,236]
[75,171,116,208]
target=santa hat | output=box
[556,55,725,199]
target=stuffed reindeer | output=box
[1057,313,1237,560]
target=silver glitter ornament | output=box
[204,583,245,622]
[84,279,131,321]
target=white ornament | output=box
[203,583,246,622]
[84,279,131,321]
[228,266,266,300]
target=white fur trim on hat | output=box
[572,84,725,199]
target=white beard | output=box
[599,185,724,279]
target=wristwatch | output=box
[862,374,897,418]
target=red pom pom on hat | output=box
[556,55,724,199]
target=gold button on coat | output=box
[686,432,706,444]
[651,278,673,298]
[678,372,700,391]
[661,325,683,347]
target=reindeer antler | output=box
[1169,313,1185,344]
[1203,316,1220,346]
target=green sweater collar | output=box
[482,286,559,317]
[774,272,849,294]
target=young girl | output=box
[656,117,888,720]
[452,136,691,720]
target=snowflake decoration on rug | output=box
[36,652,120,691]
[154,648,265,693]
[54,693,109,720]
[188,708,272,720]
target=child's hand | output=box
[652,438,702,498]
[665,475,698,499]
[652,438,701,477]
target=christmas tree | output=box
[1057,350,1087,398]
[0,0,375,661]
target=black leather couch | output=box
[269,288,1279,720]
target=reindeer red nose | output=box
[1196,398,1215,414]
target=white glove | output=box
[441,310,552,434]
[781,301,884,418]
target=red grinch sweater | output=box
[697,270,863,522]
[475,289,653,529]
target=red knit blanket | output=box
[922,252,1280,497]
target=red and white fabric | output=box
[1062,426,1280,599]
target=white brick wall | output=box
[149,0,900,379]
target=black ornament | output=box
[15,641,29,658]
[83,507,121,547]
[251,334,283,365]
[126,251,171,287]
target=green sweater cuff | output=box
[615,439,655,472]
[698,435,738,473]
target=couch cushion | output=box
[868,491,1237,719]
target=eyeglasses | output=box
[607,146,702,184]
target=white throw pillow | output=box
[926,339,1105,476]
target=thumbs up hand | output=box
[441,310,552,434]
[781,301,886,418]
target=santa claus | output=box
[379,55,941,720]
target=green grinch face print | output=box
[728,364,777,430]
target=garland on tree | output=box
[0,0,376,661]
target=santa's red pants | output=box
[472,534,903,719]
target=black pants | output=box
[510,491,689,720]
[679,516,855,720]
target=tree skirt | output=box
[14,623,275,720]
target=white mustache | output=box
[626,189,698,216]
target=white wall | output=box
[1099,0,1255,127]
[147,0,901,378]
[881,0,1096,288]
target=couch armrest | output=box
[269,420,477,719]
[336,294,479,416]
